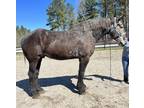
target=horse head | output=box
[108,17,126,46]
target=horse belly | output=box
[45,41,79,60]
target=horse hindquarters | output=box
[25,46,44,98]
[21,37,45,98]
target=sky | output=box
[16,0,79,30]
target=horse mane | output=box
[70,18,112,32]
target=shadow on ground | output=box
[16,74,122,97]
[85,74,122,82]
[16,75,78,96]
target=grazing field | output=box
[16,48,129,108]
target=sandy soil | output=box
[16,49,129,108]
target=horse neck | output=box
[89,19,111,43]
[90,26,106,43]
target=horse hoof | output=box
[38,89,45,94]
[78,87,87,95]
[78,90,86,95]
[37,87,44,92]
[77,83,86,95]
[32,93,40,99]
[31,90,40,99]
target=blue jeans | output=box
[122,57,129,79]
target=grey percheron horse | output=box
[21,17,125,98]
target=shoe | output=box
[124,80,129,84]
[124,77,129,84]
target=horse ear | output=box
[110,17,115,27]
[117,16,123,22]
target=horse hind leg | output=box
[28,58,41,98]
[35,58,45,94]
[77,56,89,94]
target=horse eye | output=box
[117,24,123,28]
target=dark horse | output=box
[21,18,125,98]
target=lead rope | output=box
[109,41,121,87]
[109,41,116,85]
[109,41,112,82]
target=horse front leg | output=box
[77,56,89,94]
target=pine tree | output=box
[101,0,114,17]
[120,0,129,31]
[46,0,75,31]
[65,3,75,30]
[108,0,114,17]
[78,0,98,22]
[46,0,64,31]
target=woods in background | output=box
[16,26,31,48]
[46,0,129,31]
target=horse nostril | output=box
[121,43,125,47]
[120,41,126,47]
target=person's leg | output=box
[122,57,129,83]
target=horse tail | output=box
[21,49,27,64]
[21,38,27,64]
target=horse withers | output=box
[21,17,126,98]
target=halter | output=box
[103,26,120,48]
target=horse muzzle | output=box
[116,37,126,47]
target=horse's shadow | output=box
[16,75,78,96]
[16,74,122,97]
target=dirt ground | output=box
[16,48,129,108]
